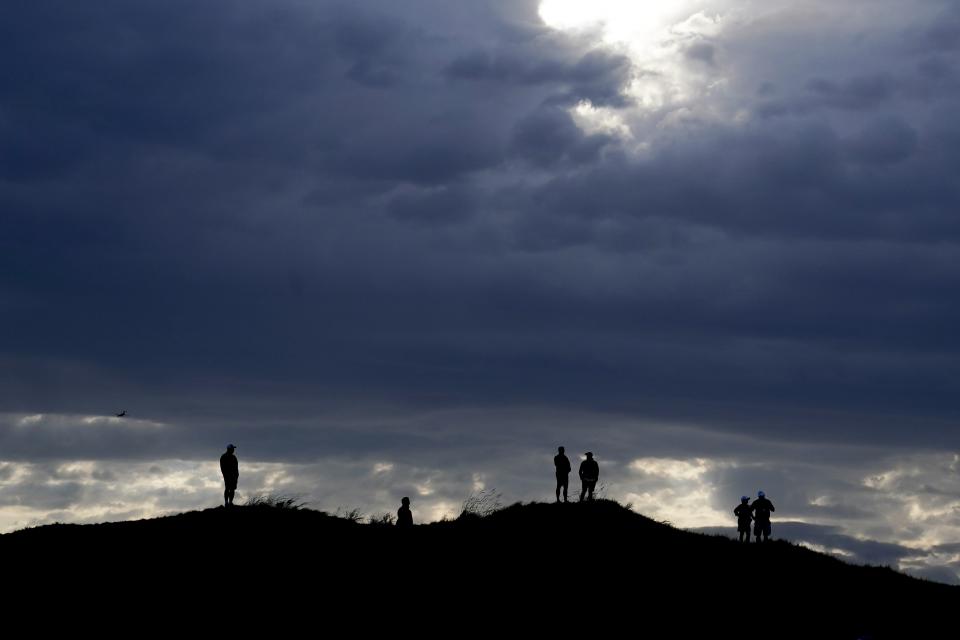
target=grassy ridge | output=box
[3,499,953,637]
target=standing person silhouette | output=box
[751,490,775,542]
[397,497,413,528]
[219,444,239,507]
[579,452,599,502]
[554,446,571,502]
[734,496,753,543]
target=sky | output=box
[2,0,960,583]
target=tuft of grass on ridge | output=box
[244,494,308,510]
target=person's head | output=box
[558,446,565,454]
[226,444,236,453]
[401,497,410,507]
[741,496,749,503]
[585,452,593,459]
[758,490,765,498]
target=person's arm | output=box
[769,502,775,512]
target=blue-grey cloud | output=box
[3,0,960,440]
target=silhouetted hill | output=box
[4,500,953,638]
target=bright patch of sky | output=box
[539,0,729,144]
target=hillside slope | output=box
[3,500,953,637]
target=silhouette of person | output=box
[219,444,238,507]
[554,446,571,502]
[751,490,775,542]
[734,496,753,543]
[579,452,599,502]
[397,497,413,528]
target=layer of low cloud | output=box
[2,410,957,583]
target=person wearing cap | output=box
[554,446,571,503]
[396,497,413,528]
[734,496,753,543]
[220,444,239,507]
[578,452,599,502]
[751,490,775,542]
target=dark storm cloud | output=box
[510,106,612,166]
[684,42,716,67]
[387,184,478,225]
[0,410,457,464]
[445,47,633,107]
[805,75,897,111]
[4,0,960,445]
[841,116,919,165]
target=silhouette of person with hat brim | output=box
[397,497,413,528]
[734,496,753,543]
[751,490,775,542]
[219,444,239,507]
[579,452,599,502]
[554,446,571,503]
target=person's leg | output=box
[562,476,568,502]
[224,488,229,507]
[580,482,587,502]
[587,481,595,500]
[556,476,561,502]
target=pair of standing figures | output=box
[734,492,776,542]
[554,447,599,502]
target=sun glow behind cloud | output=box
[538,0,730,147]
[538,0,694,44]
